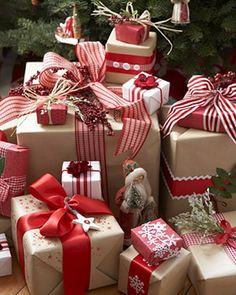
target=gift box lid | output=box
[106,29,157,56]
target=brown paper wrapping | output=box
[0,215,12,245]
[11,194,124,295]
[159,105,236,218]
[17,61,161,214]
[178,211,236,295]
[105,29,157,84]
[118,245,190,295]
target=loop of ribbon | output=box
[16,173,112,295]
[214,219,236,249]
[134,73,159,89]
[162,75,236,144]
[0,42,151,158]
[66,160,92,177]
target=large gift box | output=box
[122,72,170,115]
[61,161,103,200]
[177,211,236,295]
[16,61,161,213]
[0,141,29,217]
[118,245,190,295]
[105,29,157,84]
[11,174,124,295]
[0,233,12,277]
[159,105,236,218]
[131,218,183,265]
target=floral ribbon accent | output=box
[134,73,158,89]
[182,213,236,264]
[66,161,92,177]
[214,219,236,248]
[16,173,112,295]
[162,76,236,143]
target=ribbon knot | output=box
[66,161,92,177]
[214,219,236,248]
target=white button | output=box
[113,62,120,68]
[133,64,140,71]
[123,63,131,70]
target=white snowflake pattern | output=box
[165,248,181,260]
[162,234,179,247]
[138,222,167,241]
[129,275,145,294]
[153,243,170,259]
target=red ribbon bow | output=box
[134,73,158,89]
[17,173,112,295]
[214,219,236,249]
[66,160,92,177]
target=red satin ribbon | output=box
[214,219,236,248]
[16,173,112,295]
[0,130,7,142]
[128,254,160,295]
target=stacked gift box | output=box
[0,2,236,295]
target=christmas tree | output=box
[0,0,235,76]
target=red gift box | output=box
[0,141,29,216]
[131,218,183,265]
[36,104,68,125]
[115,22,150,45]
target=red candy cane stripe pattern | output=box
[162,76,236,143]
[182,213,236,265]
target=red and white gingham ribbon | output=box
[162,76,236,143]
[182,213,236,265]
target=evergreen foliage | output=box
[0,0,235,76]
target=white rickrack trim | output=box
[161,152,212,181]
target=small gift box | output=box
[36,104,68,125]
[123,72,170,115]
[12,174,124,295]
[118,245,190,295]
[131,218,183,265]
[115,22,150,45]
[61,161,103,200]
[0,233,12,277]
[0,141,29,217]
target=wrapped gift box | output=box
[0,141,29,217]
[11,193,124,295]
[118,245,190,295]
[159,105,236,219]
[122,72,170,115]
[61,161,103,199]
[131,218,183,265]
[115,22,150,45]
[177,211,236,295]
[17,61,161,214]
[105,29,157,84]
[0,233,12,277]
[0,216,11,245]
[36,104,68,125]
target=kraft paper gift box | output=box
[122,72,170,115]
[131,218,183,265]
[61,161,103,200]
[36,104,68,125]
[0,216,12,245]
[0,233,12,277]
[118,245,190,295]
[158,105,236,219]
[0,141,29,217]
[105,29,157,84]
[115,22,150,45]
[11,192,124,295]
[176,211,236,295]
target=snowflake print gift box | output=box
[0,233,12,277]
[122,72,170,115]
[131,218,183,265]
[118,245,190,295]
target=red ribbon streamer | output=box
[0,130,7,142]
[128,254,160,295]
[16,173,112,295]
[214,219,236,249]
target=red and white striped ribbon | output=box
[182,213,236,265]
[162,76,236,143]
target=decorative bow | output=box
[162,75,236,144]
[66,161,92,177]
[214,219,236,249]
[134,73,158,89]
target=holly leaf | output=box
[231,166,236,177]
[0,157,5,175]
[230,177,236,185]
[216,168,229,179]
[218,190,232,199]
[209,186,222,196]
[225,184,236,194]
[211,176,223,187]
